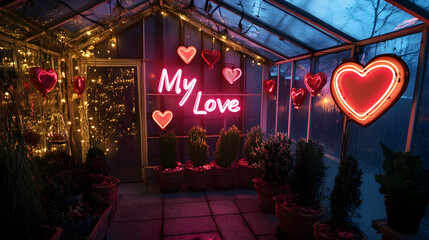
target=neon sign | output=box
[304,72,327,96]
[152,110,173,129]
[331,54,409,127]
[177,46,197,64]
[222,67,242,84]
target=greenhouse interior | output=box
[1,0,429,239]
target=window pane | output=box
[278,63,292,133]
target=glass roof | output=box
[411,0,429,11]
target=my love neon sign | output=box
[331,54,409,127]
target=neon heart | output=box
[263,79,276,96]
[152,110,173,129]
[29,67,58,97]
[73,76,86,97]
[331,54,409,127]
[222,67,242,84]
[177,46,197,64]
[291,88,307,108]
[305,72,327,96]
[201,49,220,68]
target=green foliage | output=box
[290,139,326,207]
[85,146,109,175]
[260,132,293,186]
[329,155,363,230]
[375,143,429,208]
[243,126,265,165]
[214,125,242,167]
[187,126,209,167]
[159,129,178,169]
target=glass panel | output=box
[277,62,292,133]
[244,96,262,132]
[61,16,94,33]
[13,0,74,26]
[117,21,143,59]
[245,57,263,94]
[163,14,180,63]
[410,0,429,11]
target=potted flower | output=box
[313,155,367,240]
[253,132,293,213]
[238,126,264,189]
[375,143,429,234]
[185,126,211,191]
[276,139,327,240]
[212,125,242,189]
[154,129,184,192]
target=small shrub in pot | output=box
[185,126,211,190]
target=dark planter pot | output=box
[185,165,212,191]
[253,177,288,213]
[275,200,326,240]
[92,176,120,218]
[87,205,112,240]
[385,197,427,234]
[238,160,258,189]
[312,221,368,240]
[212,166,238,189]
[154,168,185,193]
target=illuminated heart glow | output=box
[263,79,276,96]
[305,72,327,96]
[29,67,58,97]
[331,55,409,127]
[201,49,220,69]
[177,46,197,64]
[73,76,86,97]
[291,88,307,108]
[222,67,242,84]
[152,110,173,129]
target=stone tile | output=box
[164,216,217,236]
[147,184,163,194]
[118,182,146,195]
[234,198,260,213]
[234,189,257,199]
[257,235,278,240]
[209,200,239,215]
[112,203,163,222]
[164,202,211,218]
[164,232,221,240]
[118,194,163,206]
[214,214,256,240]
[243,212,279,236]
[205,190,236,201]
[107,219,162,240]
[165,192,206,204]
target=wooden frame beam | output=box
[384,0,429,25]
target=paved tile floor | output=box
[107,180,279,240]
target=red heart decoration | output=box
[264,79,276,96]
[73,76,86,97]
[291,88,307,108]
[222,67,242,84]
[29,67,58,97]
[152,110,173,129]
[305,72,327,96]
[201,49,220,69]
[331,55,409,127]
[177,46,197,64]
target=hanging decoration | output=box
[331,54,409,127]
[29,67,58,97]
[152,110,173,129]
[177,46,197,64]
[73,76,86,97]
[222,67,242,85]
[201,49,220,69]
[263,79,277,100]
[304,72,327,96]
[291,88,307,109]
[47,113,69,144]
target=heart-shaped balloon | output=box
[291,88,307,109]
[264,79,276,96]
[152,110,173,129]
[177,46,197,64]
[305,72,327,96]
[73,76,86,97]
[331,54,409,127]
[222,67,242,84]
[29,67,58,97]
[201,49,220,69]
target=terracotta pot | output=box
[253,177,288,213]
[92,176,119,218]
[275,200,326,240]
[238,160,259,189]
[186,165,212,191]
[154,168,184,193]
[385,197,427,234]
[312,221,368,240]
[212,166,238,189]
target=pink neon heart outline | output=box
[222,67,242,84]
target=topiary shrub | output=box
[159,129,177,169]
[187,126,209,167]
[243,126,264,165]
[214,125,242,167]
[85,146,108,175]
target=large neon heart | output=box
[152,110,173,129]
[177,46,197,64]
[291,88,307,108]
[201,49,220,69]
[73,76,86,97]
[29,67,58,97]
[264,79,276,96]
[331,55,409,127]
[305,72,327,96]
[222,67,242,84]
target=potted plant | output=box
[154,129,184,192]
[276,139,327,240]
[253,132,293,213]
[238,126,264,189]
[212,125,242,189]
[313,155,367,240]
[185,126,211,191]
[375,143,429,234]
